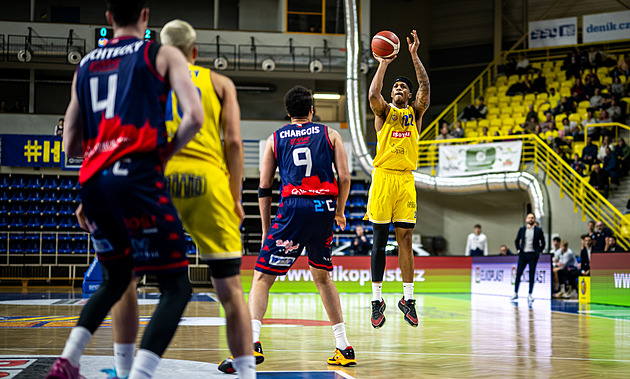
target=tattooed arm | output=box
[368,53,395,132]
[407,29,430,135]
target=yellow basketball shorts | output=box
[164,159,242,260]
[365,168,417,224]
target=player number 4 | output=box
[292,147,312,177]
[89,74,118,119]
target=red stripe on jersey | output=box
[79,114,159,184]
[255,262,290,274]
[144,41,165,83]
[308,259,333,270]
[324,126,334,150]
[281,175,338,197]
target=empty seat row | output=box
[0,177,79,191]
[3,241,94,254]
[0,191,80,203]
[1,204,75,216]
[0,217,79,230]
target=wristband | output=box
[258,186,273,198]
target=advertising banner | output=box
[578,276,591,303]
[528,17,578,48]
[438,141,522,177]
[1,134,63,168]
[241,256,472,293]
[471,255,552,299]
[590,252,630,307]
[583,10,630,44]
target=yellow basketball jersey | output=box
[373,104,418,171]
[166,64,225,170]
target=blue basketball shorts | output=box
[255,196,336,275]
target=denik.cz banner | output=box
[529,17,577,48]
[438,141,523,177]
[583,10,630,44]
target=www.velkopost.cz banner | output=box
[583,10,630,44]
[438,141,522,178]
[241,256,472,293]
[590,252,630,307]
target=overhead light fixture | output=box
[313,93,341,100]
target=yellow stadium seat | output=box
[487,114,499,120]
[513,125,524,133]
[495,76,508,84]
[508,74,520,84]
[498,102,509,110]
[597,67,608,76]
[573,142,585,157]
[542,62,554,70]
[601,77,613,86]
[524,93,536,102]
[555,114,567,124]
[514,116,526,125]
[578,100,590,109]
[548,81,560,90]
[487,96,499,105]
[467,131,479,138]
[490,119,502,128]
[502,118,515,127]
[466,120,478,129]
[553,60,563,67]
[538,103,551,112]
[531,62,542,69]
[560,80,573,88]
[537,93,549,101]
[537,111,547,121]
[498,85,509,94]
[619,76,627,84]
[535,99,547,108]
[478,119,490,128]
[510,99,522,109]
[569,113,581,123]
[485,86,497,96]
[500,126,512,135]
[501,106,513,115]
[512,112,524,120]
[488,107,500,115]
[560,88,571,97]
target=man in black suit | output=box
[511,213,546,303]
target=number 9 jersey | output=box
[274,122,338,198]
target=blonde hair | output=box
[160,19,196,57]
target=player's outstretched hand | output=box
[407,29,420,54]
[75,203,88,232]
[373,52,396,65]
[335,210,346,231]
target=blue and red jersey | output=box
[274,122,338,198]
[75,36,169,184]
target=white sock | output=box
[232,355,256,379]
[114,343,135,378]
[128,349,160,379]
[372,282,382,302]
[251,319,262,343]
[61,326,91,367]
[332,322,350,350]
[403,282,414,300]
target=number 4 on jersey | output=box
[89,74,118,119]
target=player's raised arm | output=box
[259,134,277,242]
[407,29,430,135]
[329,129,350,231]
[369,53,395,130]
[63,71,83,157]
[157,44,204,159]
[214,71,245,224]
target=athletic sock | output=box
[403,282,415,301]
[251,319,262,343]
[128,349,160,379]
[232,355,256,379]
[114,343,135,378]
[372,282,382,302]
[332,322,350,350]
[61,326,91,367]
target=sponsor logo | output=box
[275,239,301,253]
[279,126,320,139]
[511,267,517,285]
[613,273,630,289]
[391,115,398,122]
[586,22,630,33]
[131,238,159,261]
[581,277,587,295]
[275,266,425,286]
[477,269,505,282]
[165,174,207,198]
[407,201,416,209]
[530,24,576,40]
[290,136,310,145]
[475,266,481,283]
[391,130,411,138]
[390,145,405,155]
[269,254,296,267]
[124,214,158,234]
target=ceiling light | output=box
[313,93,341,100]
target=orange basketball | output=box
[371,31,400,59]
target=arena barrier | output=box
[590,252,630,307]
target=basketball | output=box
[371,31,400,59]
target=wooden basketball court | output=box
[1,287,629,378]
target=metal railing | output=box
[584,122,630,143]
[417,134,630,250]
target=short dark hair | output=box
[553,236,561,242]
[284,85,313,118]
[106,0,148,27]
[392,76,413,94]
[474,224,481,229]
[58,118,64,122]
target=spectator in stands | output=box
[532,71,546,93]
[563,51,581,80]
[584,75,601,99]
[465,224,488,256]
[504,57,517,76]
[506,78,532,96]
[0,100,6,112]
[525,104,538,122]
[539,111,555,133]
[571,78,585,102]
[597,136,614,162]
[589,88,603,110]
[560,117,577,133]
[521,116,539,133]
[8,99,25,113]
[436,122,454,141]
[615,138,629,176]
[587,220,596,236]
[548,87,561,108]
[550,236,562,263]
[607,98,623,123]
[571,154,586,176]
[614,54,630,78]
[579,234,593,276]
[602,146,619,185]
[450,121,465,138]
[591,221,613,252]
[499,245,514,255]
[352,225,371,255]
[54,118,64,137]
[582,137,599,166]
[462,97,487,121]
[605,236,621,252]
[588,46,606,68]
[552,240,577,298]
[598,109,612,124]
[553,146,570,164]
[553,96,576,115]
[582,110,597,132]
[589,164,610,198]
[516,54,529,75]
[611,77,626,98]
[481,126,489,140]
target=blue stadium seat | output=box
[349,220,363,231]
[58,218,74,229]
[74,233,88,242]
[42,178,57,190]
[0,233,7,250]
[42,191,57,203]
[58,242,73,254]
[351,197,366,208]
[9,241,24,254]
[59,192,74,203]
[42,241,56,254]
[0,204,8,214]
[26,218,41,229]
[9,204,24,215]
[25,241,40,254]
[344,209,351,218]
[58,233,73,242]
[339,236,352,245]
[351,183,365,193]
[26,191,41,202]
[42,217,57,229]
[10,177,25,189]
[74,181,81,190]
[73,241,88,254]
[42,233,56,241]
[26,177,42,190]
[74,193,81,203]
[363,223,373,232]
[58,205,74,216]
[0,218,8,229]
[10,192,25,202]
[0,191,8,202]
[59,178,74,190]
[24,233,39,241]
[25,205,41,215]
[0,177,10,189]
[42,205,57,216]
[9,218,25,229]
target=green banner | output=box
[590,252,630,307]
